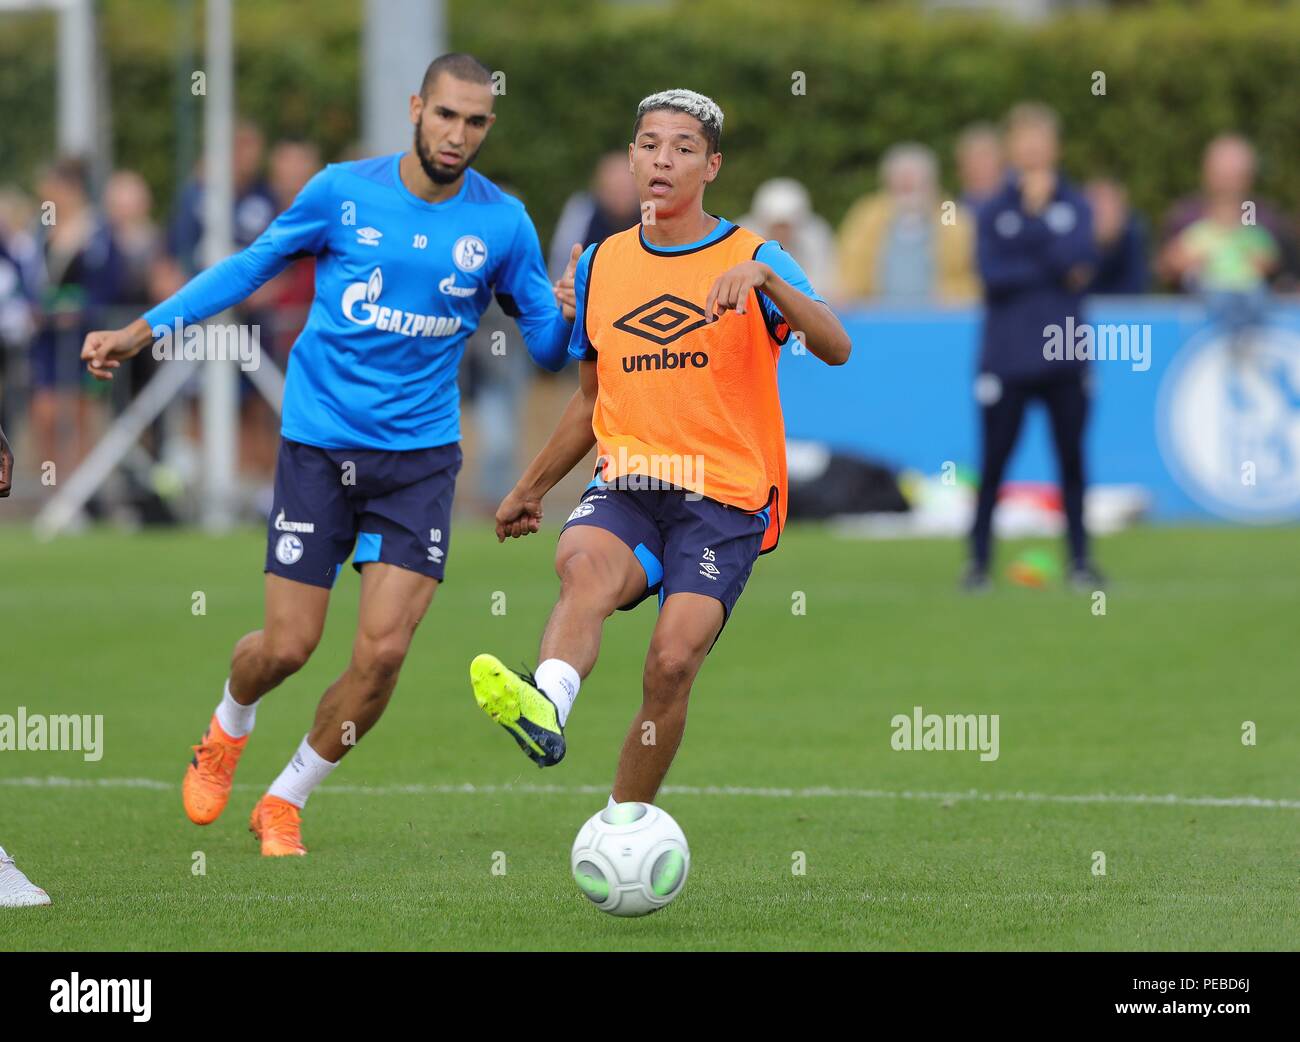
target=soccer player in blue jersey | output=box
[80,53,578,856]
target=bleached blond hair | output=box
[634,89,724,152]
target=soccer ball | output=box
[571,802,690,917]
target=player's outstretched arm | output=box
[706,261,852,366]
[494,360,598,542]
[80,238,297,381]
[82,166,335,381]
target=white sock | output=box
[215,679,257,738]
[606,794,618,810]
[535,659,580,727]
[267,736,338,808]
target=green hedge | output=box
[454,0,1300,240]
[2,0,1297,245]
[0,0,360,220]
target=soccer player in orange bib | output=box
[469,89,851,803]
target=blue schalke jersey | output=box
[143,154,571,450]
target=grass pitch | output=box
[1,522,1296,950]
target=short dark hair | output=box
[420,53,493,97]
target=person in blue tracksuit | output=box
[966,103,1104,592]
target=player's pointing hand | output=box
[81,319,153,382]
[705,261,771,321]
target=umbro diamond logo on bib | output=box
[613,294,709,346]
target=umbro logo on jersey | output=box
[356,226,383,246]
[613,293,708,346]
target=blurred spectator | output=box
[955,122,1005,210]
[967,103,1101,590]
[1168,192,1279,346]
[738,177,835,293]
[1084,177,1148,294]
[269,139,321,210]
[30,157,120,471]
[164,121,279,480]
[167,118,277,273]
[104,171,160,313]
[1158,134,1296,292]
[265,139,323,353]
[835,143,978,304]
[0,189,41,307]
[103,170,167,453]
[548,151,639,279]
[0,188,40,435]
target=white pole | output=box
[363,0,445,155]
[55,0,96,157]
[34,362,204,539]
[201,0,237,531]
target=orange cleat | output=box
[182,715,249,825]
[248,795,307,857]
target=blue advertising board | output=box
[779,299,1300,522]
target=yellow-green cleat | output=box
[470,653,567,767]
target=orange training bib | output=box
[584,221,789,553]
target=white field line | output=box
[2,776,1298,810]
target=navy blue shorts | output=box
[559,480,769,623]
[265,438,462,589]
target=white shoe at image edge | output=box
[0,847,51,908]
